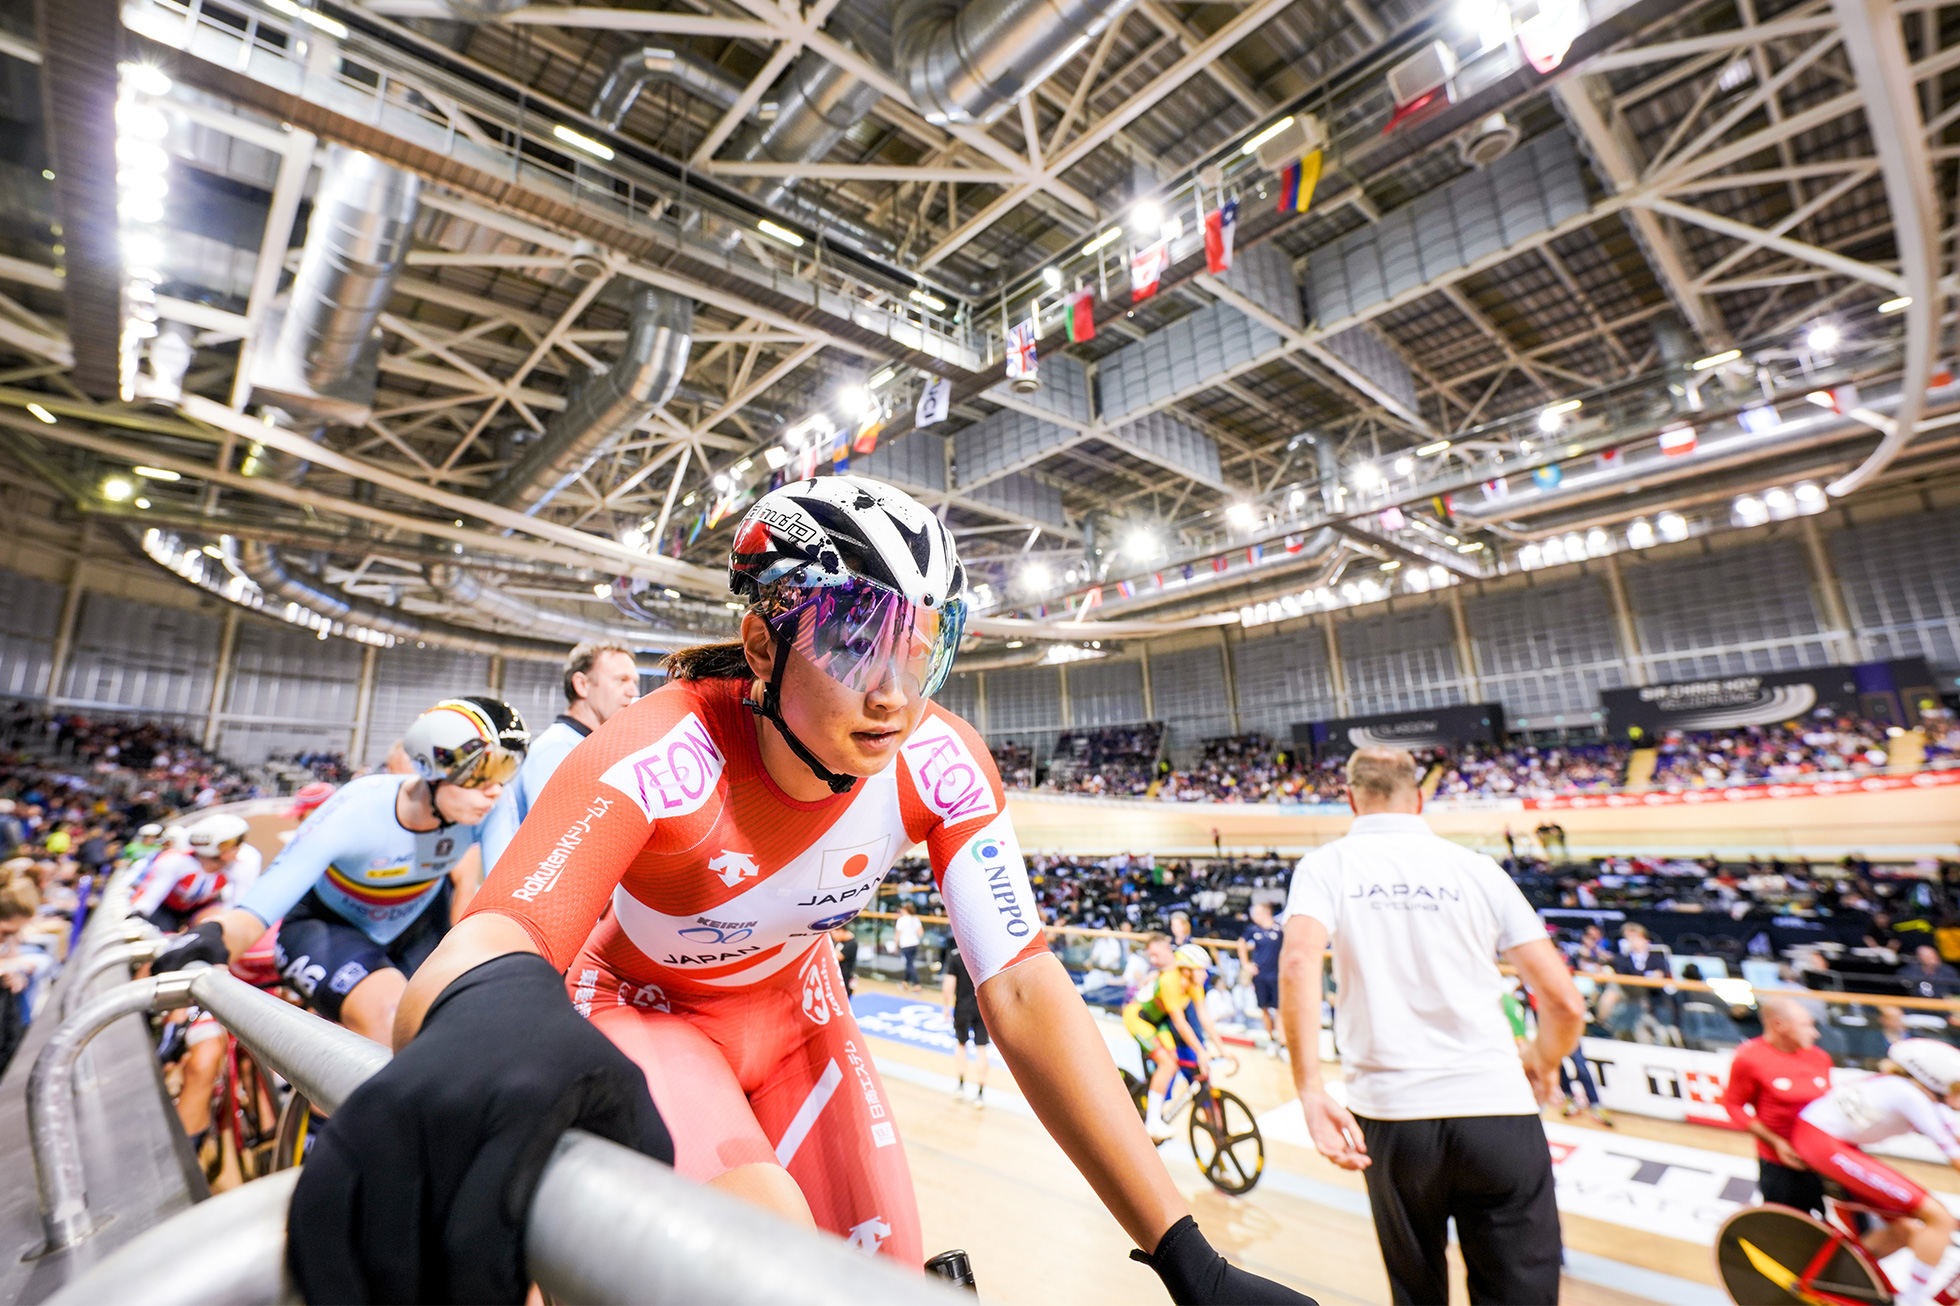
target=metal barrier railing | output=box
[30,884,961,1304]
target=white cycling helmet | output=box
[1891,1039,1960,1097]
[187,813,250,854]
[1174,944,1212,972]
[161,824,191,850]
[136,823,163,840]
[402,697,529,788]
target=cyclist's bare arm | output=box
[978,954,1188,1253]
[1506,938,1587,1101]
[447,845,484,921]
[1168,1001,1211,1067]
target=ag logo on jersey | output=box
[598,713,725,819]
[900,719,996,825]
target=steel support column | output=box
[201,607,239,753]
[349,644,380,765]
[1799,516,1863,662]
[1600,555,1649,687]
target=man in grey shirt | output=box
[1279,746,1586,1305]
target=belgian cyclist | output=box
[153,698,527,1046]
[281,477,1313,1306]
[1789,1038,1960,1306]
[1125,937,1227,1140]
[131,813,255,932]
[479,639,641,874]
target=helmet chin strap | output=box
[746,632,857,795]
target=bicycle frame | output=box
[1768,1197,1960,1306]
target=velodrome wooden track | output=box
[1003,783,1960,858]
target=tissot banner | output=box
[1292,703,1505,755]
[1599,656,1936,738]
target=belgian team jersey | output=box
[235,773,482,943]
[468,675,1047,995]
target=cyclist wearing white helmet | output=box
[1792,1038,1960,1306]
[274,476,1315,1306]
[123,822,167,863]
[130,812,253,932]
[154,697,527,1046]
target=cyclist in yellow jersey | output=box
[1124,938,1225,1140]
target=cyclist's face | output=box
[743,613,927,780]
[435,779,502,825]
[1146,940,1175,969]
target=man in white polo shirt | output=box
[1278,745,1586,1305]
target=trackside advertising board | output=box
[1600,657,1938,739]
[1292,703,1506,756]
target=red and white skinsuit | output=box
[466,675,1046,1264]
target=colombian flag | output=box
[1277,149,1323,215]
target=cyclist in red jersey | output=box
[318,477,1309,1306]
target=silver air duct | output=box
[249,146,421,428]
[591,47,766,128]
[225,538,564,657]
[489,286,693,517]
[424,564,713,651]
[894,0,1137,125]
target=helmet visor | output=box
[448,744,523,789]
[766,577,965,698]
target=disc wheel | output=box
[1714,1205,1889,1305]
[1188,1087,1264,1195]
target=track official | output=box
[1278,746,1586,1305]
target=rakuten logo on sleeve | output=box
[899,719,997,826]
[598,713,726,819]
[941,813,1038,983]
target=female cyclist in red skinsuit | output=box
[357,477,1311,1305]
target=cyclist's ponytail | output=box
[662,641,754,682]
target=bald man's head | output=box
[1346,746,1422,814]
[1760,995,1819,1051]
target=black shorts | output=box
[1253,972,1280,1010]
[1758,1157,1826,1218]
[951,1002,990,1048]
[273,884,452,1024]
[145,904,205,935]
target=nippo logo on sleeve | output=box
[900,719,996,825]
[599,713,725,819]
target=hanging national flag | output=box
[1005,316,1039,384]
[1481,477,1510,501]
[1065,288,1096,343]
[1659,424,1698,457]
[1081,586,1103,611]
[1596,448,1623,472]
[1131,240,1170,302]
[1277,149,1323,215]
[916,376,951,428]
[1203,199,1239,275]
[852,415,882,456]
[1533,463,1563,489]
[1153,572,1164,589]
[1211,555,1229,574]
[1181,564,1196,581]
[1284,534,1305,554]
[1430,494,1455,525]
[1117,579,1135,599]
[831,442,851,474]
[1738,407,1782,434]
[687,513,705,544]
[1380,506,1407,531]
[1246,544,1264,566]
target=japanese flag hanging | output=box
[1131,240,1170,303]
[1204,199,1239,275]
[915,376,951,429]
[1004,317,1039,385]
[1659,424,1698,457]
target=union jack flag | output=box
[1005,318,1039,382]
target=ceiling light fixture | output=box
[758,219,805,247]
[1691,349,1742,371]
[1415,439,1451,456]
[1041,266,1063,291]
[131,465,179,480]
[26,403,55,424]
[1240,116,1296,155]
[1805,322,1840,352]
[907,288,946,311]
[1878,296,1912,314]
[1079,229,1121,256]
[551,124,614,160]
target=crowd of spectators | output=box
[0,703,268,1074]
[281,750,353,783]
[989,712,1959,803]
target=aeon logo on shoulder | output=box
[599,713,725,819]
[900,720,996,825]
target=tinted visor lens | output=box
[773,579,964,697]
[451,745,523,789]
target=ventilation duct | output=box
[893,0,1137,125]
[424,565,714,651]
[248,146,421,428]
[591,47,766,128]
[224,538,565,657]
[489,286,693,517]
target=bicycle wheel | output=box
[271,1090,324,1172]
[1715,1206,1889,1305]
[1188,1087,1264,1195]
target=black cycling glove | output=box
[151,920,226,973]
[1133,1216,1319,1305]
[287,952,672,1305]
